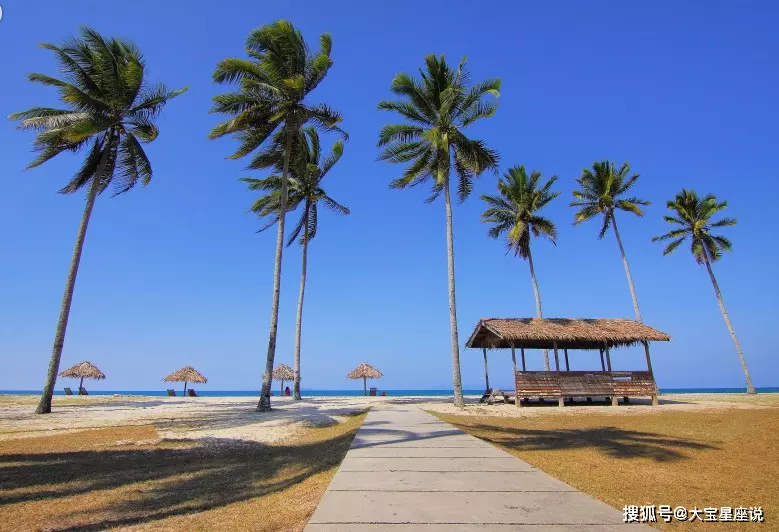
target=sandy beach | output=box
[2,392,777,444]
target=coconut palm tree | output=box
[242,127,349,400]
[210,20,346,411]
[377,54,500,406]
[9,27,186,414]
[481,166,559,370]
[571,161,651,320]
[652,189,756,394]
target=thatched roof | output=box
[272,364,294,381]
[162,366,207,383]
[466,318,671,350]
[346,363,383,380]
[59,361,105,380]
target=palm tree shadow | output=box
[459,424,717,462]
[0,427,359,531]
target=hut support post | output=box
[604,342,612,371]
[564,349,570,371]
[482,348,490,392]
[553,341,564,407]
[183,381,187,395]
[510,343,517,374]
[79,376,84,392]
[643,341,654,375]
[363,377,367,396]
[521,348,526,371]
[599,349,605,371]
[643,341,659,406]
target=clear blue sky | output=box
[1,0,777,392]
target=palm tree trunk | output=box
[36,139,110,414]
[443,173,464,407]
[611,215,642,320]
[526,246,549,370]
[704,255,756,394]
[257,125,293,412]
[610,214,655,377]
[292,203,310,400]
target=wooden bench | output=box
[515,371,658,407]
[479,389,510,404]
[611,371,658,406]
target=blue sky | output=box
[1,0,777,392]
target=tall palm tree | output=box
[481,166,560,370]
[9,27,186,414]
[210,20,346,411]
[652,189,756,394]
[242,127,349,401]
[571,161,650,320]
[377,55,500,406]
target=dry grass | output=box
[434,407,779,530]
[0,413,366,531]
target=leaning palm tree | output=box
[377,54,500,406]
[652,189,756,394]
[481,166,559,370]
[571,161,651,320]
[210,20,345,411]
[9,27,186,414]
[243,127,349,401]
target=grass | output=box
[434,406,779,531]
[0,413,366,532]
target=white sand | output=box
[1,393,775,444]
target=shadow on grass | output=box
[451,423,717,462]
[0,424,360,531]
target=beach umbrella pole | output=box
[79,376,84,391]
[281,380,284,395]
[363,377,366,396]
[184,381,187,395]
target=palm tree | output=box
[481,166,560,370]
[9,27,186,414]
[571,161,650,320]
[377,55,500,406]
[652,189,756,394]
[210,20,346,411]
[242,127,349,400]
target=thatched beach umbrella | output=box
[59,361,105,391]
[163,366,207,395]
[346,363,383,396]
[272,364,294,395]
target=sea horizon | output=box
[2,387,777,397]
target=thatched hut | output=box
[466,318,671,406]
[272,364,294,395]
[162,366,207,395]
[58,361,105,393]
[346,363,383,396]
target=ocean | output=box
[1,387,777,397]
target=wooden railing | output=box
[515,370,657,406]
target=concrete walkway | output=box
[305,405,651,531]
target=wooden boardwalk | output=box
[305,405,651,531]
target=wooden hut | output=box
[59,361,105,394]
[466,318,670,407]
[347,363,383,396]
[163,366,207,395]
[272,364,294,395]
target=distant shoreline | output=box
[1,387,777,397]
